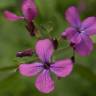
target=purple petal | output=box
[71,32,82,44]
[81,17,96,30]
[75,35,93,56]
[35,70,54,93]
[84,23,96,36]
[4,11,24,21]
[65,6,81,27]
[22,0,38,21]
[19,63,43,77]
[62,27,81,44]
[50,59,73,77]
[35,39,54,62]
[62,27,77,40]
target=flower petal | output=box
[4,11,24,21]
[50,59,73,77]
[71,32,82,44]
[75,35,93,56]
[19,63,43,77]
[22,0,38,21]
[62,27,77,40]
[35,39,54,62]
[84,23,96,36]
[35,70,54,93]
[62,27,81,44]
[81,17,96,30]
[65,6,81,27]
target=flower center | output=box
[76,27,85,34]
[76,28,81,33]
[43,62,50,69]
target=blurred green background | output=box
[0,0,96,96]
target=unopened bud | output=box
[51,38,58,50]
[26,21,35,36]
[16,48,33,57]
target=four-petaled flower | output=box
[19,39,73,93]
[62,6,96,56]
[4,0,38,22]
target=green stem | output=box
[39,24,52,38]
[55,46,70,53]
[0,65,18,72]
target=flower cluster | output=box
[4,0,96,94]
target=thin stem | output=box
[39,24,52,38]
[0,65,18,72]
[33,21,43,39]
[71,48,75,63]
[55,45,71,53]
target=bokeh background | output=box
[0,0,96,96]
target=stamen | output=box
[43,62,50,69]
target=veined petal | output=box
[35,70,54,93]
[62,27,77,40]
[71,32,82,44]
[81,17,96,30]
[22,0,38,21]
[84,23,96,36]
[4,11,24,21]
[65,6,81,27]
[75,35,93,56]
[35,39,54,62]
[62,27,81,44]
[50,59,73,77]
[19,63,43,77]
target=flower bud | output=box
[16,48,33,57]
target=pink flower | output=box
[19,39,73,93]
[4,0,38,22]
[62,6,96,56]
